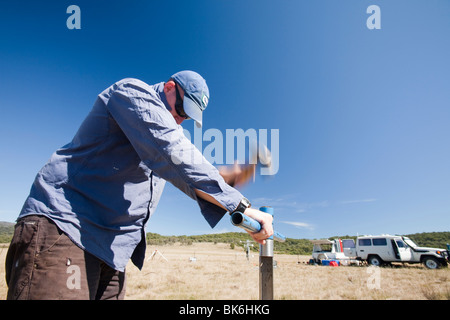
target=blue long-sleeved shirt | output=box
[18,78,243,271]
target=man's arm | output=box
[105,79,273,243]
[104,80,240,225]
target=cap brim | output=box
[183,96,203,128]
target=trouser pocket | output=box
[5,216,40,299]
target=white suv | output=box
[356,235,449,269]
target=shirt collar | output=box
[154,82,171,112]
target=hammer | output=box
[219,143,273,187]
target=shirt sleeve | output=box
[104,79,243,227]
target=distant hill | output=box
[0,221,15,243]
[1,221,448,256]
[406,231,450,249]
[147,231,450,256]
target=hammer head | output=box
[251,143,273,176]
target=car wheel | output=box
[368,255,382,267]
[423,257,440,269]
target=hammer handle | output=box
[230,211,286,242]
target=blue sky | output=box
[1,1,449,239]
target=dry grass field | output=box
[1,242,449,300]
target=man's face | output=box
[165,81,187,125]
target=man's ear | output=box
[164,80,176,93]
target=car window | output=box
[358,239,372,246]
[342,239,355,248]
[396,240,407,248]
[373,238,387,246]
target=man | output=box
[5,70,273,300]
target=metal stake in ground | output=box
[230,205,285,300]
[259,206,274,300]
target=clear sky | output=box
[1,1,449,239]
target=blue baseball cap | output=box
[171,70,209,127]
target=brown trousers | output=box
[5,215,126,300]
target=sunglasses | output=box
[174,83,190,119]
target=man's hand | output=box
[242,207,274,245]
[194,189,274,244]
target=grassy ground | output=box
[1,242,449,300]
[124,243,449,300]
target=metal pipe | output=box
[259,206,274,300]
[259,253,273,300]
[230,206,284,300]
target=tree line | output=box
[146,231,450,256]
